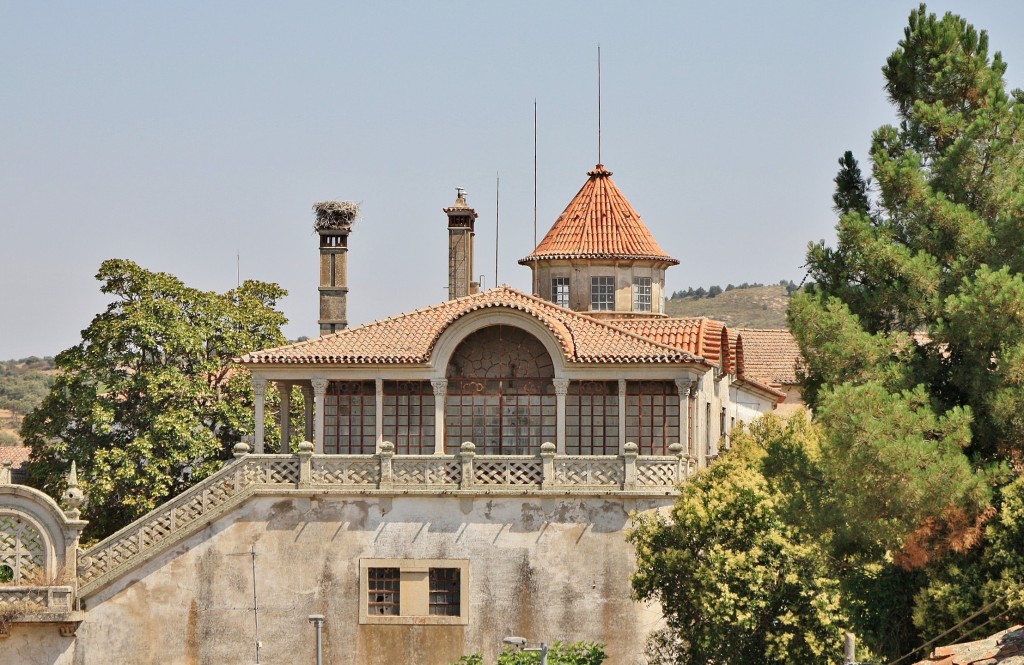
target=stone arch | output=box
[0,511,48,584]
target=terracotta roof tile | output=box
[240,287,704,367]
[519,165,678,265]
[736,328,803,386]
[608,318,726,365]
[0,446,30,467]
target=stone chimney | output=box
[445,188,478,299]
[313,200,359,335]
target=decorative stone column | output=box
[674,377,690,458]
[312,378,328,454]
[618,379,627,455]
[302,385,313,442]
[277,381,292,454]
[431,379,448,455]
[253,377,267,454]
[552,379,569,454]
[375,379,384,453]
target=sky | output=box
[3,1,1024,360]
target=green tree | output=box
[21,259,288,539]
[450,642,606,665]
[629,415,849,665]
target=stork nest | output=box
[313,200,359,231]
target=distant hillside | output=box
[0,356,56,446]
[665,285,793,329]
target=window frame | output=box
[359,558,470,625]
[551,276,570,308]
[591,276,615,311]
[633,276,652,312]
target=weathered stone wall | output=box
[12,493,670,664]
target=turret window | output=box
[591,276,615,311]
[633,277,652,312]
[551,277,570,308]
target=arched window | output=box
[445,325,555,455]
[0,513,46,584]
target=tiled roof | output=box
[915,625,1024,664]
[519,164,678,265]
[609,318,727,366]
[736,328,803,385]
[240,287,703,366]
[0,446,30,467]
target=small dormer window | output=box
[551,277,570,308]
[633,277,652,312]
[591,276,615,311]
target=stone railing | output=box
[0,586,74,613]
[78,441,694,597]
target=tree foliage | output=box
[21,259,288,539]
[450,642,606,665]
[629,415,849,665]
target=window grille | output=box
[591,276,615,311]
[323,381,376,454]
[0,515,45,584]
[383,381,435,454]
[633,277,652,312]
[625,381,680,455]
[429,568,461,616]
[367,567,401,616]
[551,277,570,308]
[566,381,619,455]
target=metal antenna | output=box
[495,172,500,286]
[533,99,538,250]
[598,44,602,165]
[236,250,240,288]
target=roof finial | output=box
[63,461,85,519]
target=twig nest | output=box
[313,200,359,231]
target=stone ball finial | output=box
[298,441,314,454]
[460,441,476,454]
[668,442,684,456]
[233,441,252,458]
[540,442,556,455]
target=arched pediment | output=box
[429,308,569,377]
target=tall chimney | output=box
[313,200,359,335]
[445,188,478,299]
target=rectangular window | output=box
[367,567,401,616]
[633,277,652,312]
[591,276,615,311]
[324,381,376,454]
[360,559,470,625]
[551,277,570,308]
[429,568,461,616]
[624,381,680,455]
[566,381,619,455]
[383,381,435,455]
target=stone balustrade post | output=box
[540,442,556,489]
[0,461,11,484]
[297,441,314,486]
[668,442,685,484]
[459,442,476,489]
[378,441,394,488]
[623,442,638,490]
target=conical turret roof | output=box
[519,164,678,265]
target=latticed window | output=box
[446,325,556,455]
[566,381,619,455]
[383,381,435,455]
[591,276,615,310]
[625,381,680,455]
[429,568,461,616]
[633,277,652,312]
[0,514,45,584]
[324,381,376,454]
[367,567,401,616]
[551,277,570,308]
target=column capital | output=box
[252,376,267,396]
[430,378,448,397]
[552,378,569,396]
[311,378,329,394]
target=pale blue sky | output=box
[3,2,1023,359]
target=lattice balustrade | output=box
[554,458,623,486]
[391,458,461,486]
[309,458,379,485]
[0,515,45,584]
[474,457,543,485]
[636,459,679,487]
